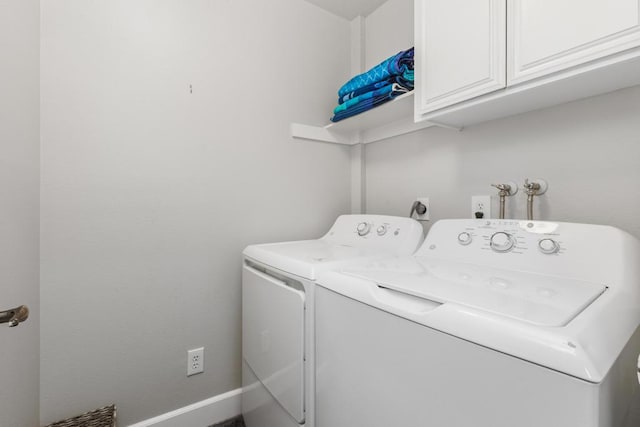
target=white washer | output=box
[241,214,424,427]
[315,219,640,427]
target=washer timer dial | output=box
[490,232,516,253]
[377,225,388,236]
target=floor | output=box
[210,415,245,427]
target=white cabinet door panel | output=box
[415,0,506,117]
[508,0,640,84]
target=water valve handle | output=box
[491,183,513,196]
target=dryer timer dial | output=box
[457,232,472,245]
[357,222,371,236]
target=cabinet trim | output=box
[417,46,640,128]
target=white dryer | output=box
[315,219,640,427]
[241,214,424,427]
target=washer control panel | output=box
[489,231,517,253]
[416,218,634,300]
[538,238,560,254]
[430,220,566,257]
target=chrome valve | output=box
[491,182,518,220]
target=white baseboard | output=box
[127,388,242,427]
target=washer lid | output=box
[345,258,607,327]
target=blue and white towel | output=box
[331,85,409,122]
[330,47,414,122]
[333,83,409,115]
[338,71,414,104]
[337,47,414,98]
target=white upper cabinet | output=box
[508,0,640,85]
[295,0,640,143]
[414,0,507,118]
[414,0,640,128]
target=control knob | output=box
[457,232,472,246]
[490,232,516,253]
[538,238,560,254]
[376,225,388,236]
[357,222,371,236]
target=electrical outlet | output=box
[414,197,430,221]
[187,347,204,376]
[471,195,491,219]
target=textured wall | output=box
[40,1,351,424]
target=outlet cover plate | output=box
[187,347,204,376]
[471,195,491,219]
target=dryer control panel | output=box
[321,215,425,257]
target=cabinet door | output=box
[414,0,507,118]
[508,0,640,85]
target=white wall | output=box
[0,0,40,425]
[364,0,640,240]
[40,1,351,425]
[364,0,413,68]
[365,86,640,239]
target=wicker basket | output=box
[45,404,116,427]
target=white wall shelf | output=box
[290,93,456,145]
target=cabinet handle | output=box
[0,305,29,327]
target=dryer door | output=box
[242,263,305,423]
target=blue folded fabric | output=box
[331,95,393,122]
[337,47,414,98]
[331,86,409,122]
[338,72,414,104]
[334,83,396,114]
